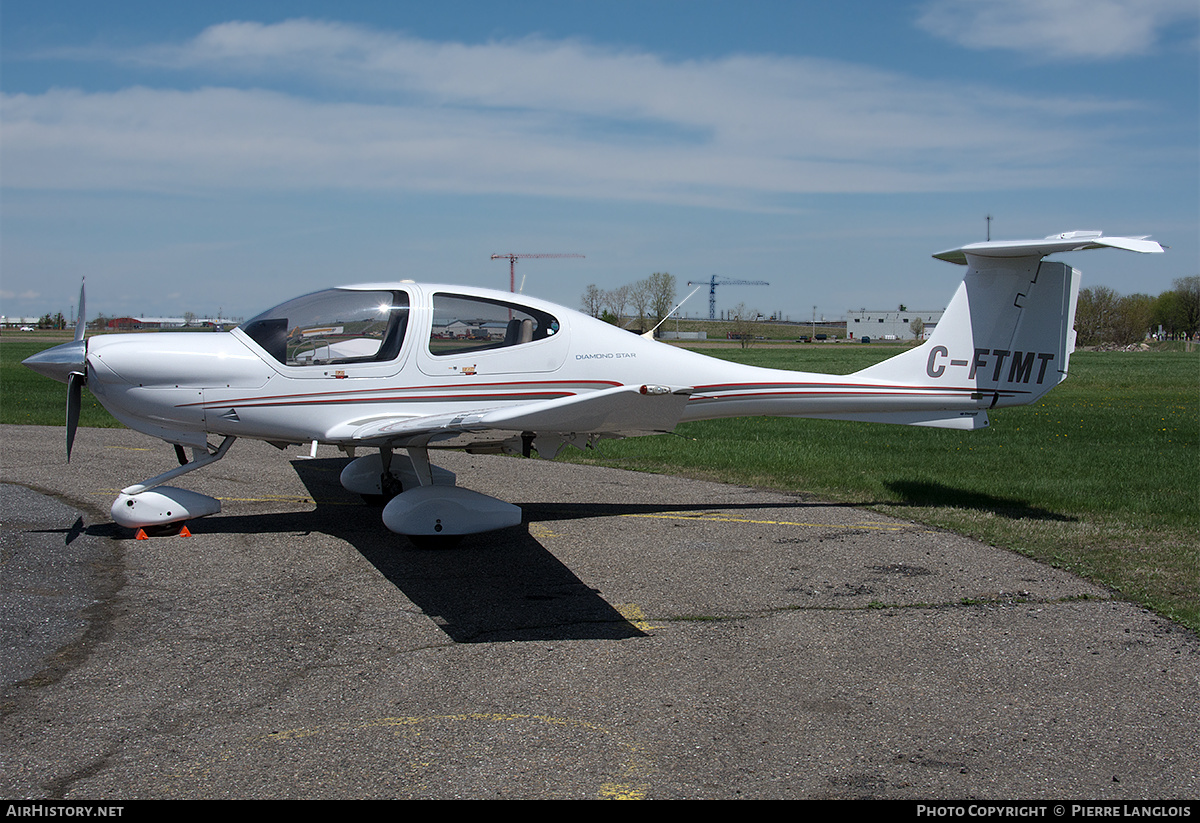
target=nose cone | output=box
[22,339,87,384]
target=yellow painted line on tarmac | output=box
[167,712,655,799]
[528,523,561,540]
[620,511,913,531]
[616,603,664,633]
[599,782,648,800]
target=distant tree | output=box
[1171,275,1200,338]
[1076,286,1121,346]
[1077,286,1166,345]
[1153,289,1186,338]
[910,316,925,340]
[603,284,630,325]
[183,311,197,327]
[630,279,651,329]
[1112,293,1154,345]
[647,271,677,330]
[729,302,757,348]
[581,284,603,318]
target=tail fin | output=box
[852,232,1163,423]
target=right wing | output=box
[326,383,693,448]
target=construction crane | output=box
[491,253,584,293]
[687,275,770,320]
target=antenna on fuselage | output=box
[641,285,703,340]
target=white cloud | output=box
[917,0,1199,60]
[0,19,1165,206]
[0,290,41,301]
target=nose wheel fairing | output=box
[111,487,222,529]
[107,437,235,531]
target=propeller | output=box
[66,278,86,460]
[74,277,86,344]
[67,372,83,460]
[22,279,88,460]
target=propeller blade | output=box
[74,278,86,343]
[66,371,83,461]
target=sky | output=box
[2,0,1196,324]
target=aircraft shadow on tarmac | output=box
[53,454,821,644]
[273,458,908,644]
[54,458,1073,644]
[280,458,851,644]
[883,480,1077,522]
[175,457,653,643]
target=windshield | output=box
[239,288,409,366]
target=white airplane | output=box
[24,231,1163,544]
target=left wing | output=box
[331,383,693,447]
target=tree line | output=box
[36,312,68,329]
[1075,276,1199,347]
[581,272,677,332]
[580,274,1198,347]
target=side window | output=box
[240,289,409,366]
[429,294,559,357]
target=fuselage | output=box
[66,282,990,450]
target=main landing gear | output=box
[340,445,522,546]
[110,438,520,547]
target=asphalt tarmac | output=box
[1,423,1197,800]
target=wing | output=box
[329,383,693,450]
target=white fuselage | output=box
[82,282,991,451]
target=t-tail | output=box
[823,231,1164,430]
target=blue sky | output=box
[2,1,1196,323]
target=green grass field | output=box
[4,333,1197,631]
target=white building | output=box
[845,309,943,341]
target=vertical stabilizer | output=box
[854,233,1160,410]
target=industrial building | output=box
[845,309,943,342]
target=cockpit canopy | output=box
[238,287,564,368]
[239,288,408,366]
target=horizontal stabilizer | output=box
[933,232,1164,265]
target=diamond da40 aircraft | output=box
[24,231,1163,543]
